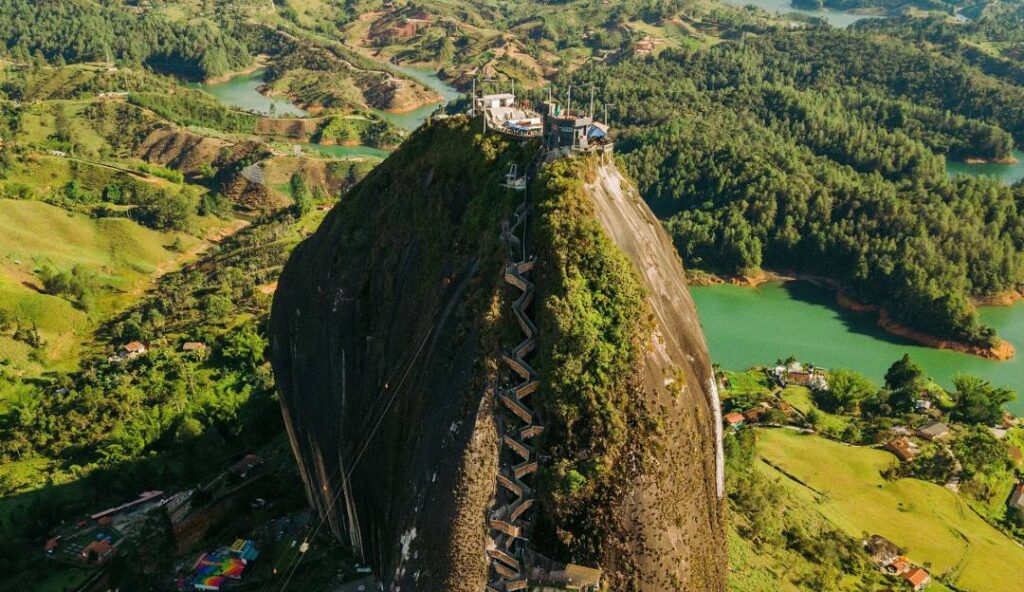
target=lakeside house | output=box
[916,421,951,441]
[885,437,919,462]
[769,362,828,390]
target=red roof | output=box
[44,537,60,551]
[81,540,113,559]
[902,567,930,588]
[122,341,146,353]
[724,412,745,425]
[889,556,910,573]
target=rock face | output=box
[269,118,726,591]
[270,120,520,591]
[585,163,727,591]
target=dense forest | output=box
[0,0,252,79]
[564,28,1024,346]
[855,9,1024,87]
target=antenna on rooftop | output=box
[567,86,572,115]
[589,85,594,117]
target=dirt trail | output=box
[586,162,726,591]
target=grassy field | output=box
[723,368,773,397]
[0,199,207,373]
[756,428,1024,592]
[778,385,850,431]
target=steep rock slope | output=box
[269,118,725,591]
[528,158,726,591]
[270,119,526,591]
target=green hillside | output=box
[0,199,206,373]
[757,428,1024,592]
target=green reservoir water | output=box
[692,150,1024,412]
[192,68,309,117]
[720,0,880,27]
[946,150,1024,185]
[197,64,461,158]
[375,65,462,131]
[692,282,1024,414]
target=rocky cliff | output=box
[269,117,725,591]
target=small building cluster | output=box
[471,88,613,157]
[864,534,932,591]
[44,490,166,566]
[769,361,828,390]
[883,421,950,465]
[723,400,795,431]
[43,453,266,578]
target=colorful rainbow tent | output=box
[193,576,226,591]
[191,551,249,590]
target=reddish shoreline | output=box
[687,269,1017,361]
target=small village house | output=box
[119,341,147,359]
[885,437,919,463]
[886,556,911,575]
[182,342,207,353]
[742,405,768,424]
[724,412,745,430]
[916,421,951,441]
[901,566,931,591]
[80,539,115,564]
[633,36,656,56]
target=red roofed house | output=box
[901,567,931,591]
[120,341,147,359]
[887,556,911,575]
[724,412,745,429]
[80,539,114,564]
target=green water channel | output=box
[375,64,463,131]
[190,68,309,117]
[946,150,1024,185]
[692,282,1024,412]
[195,64,462,157]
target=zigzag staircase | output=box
[485,201,543,592]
